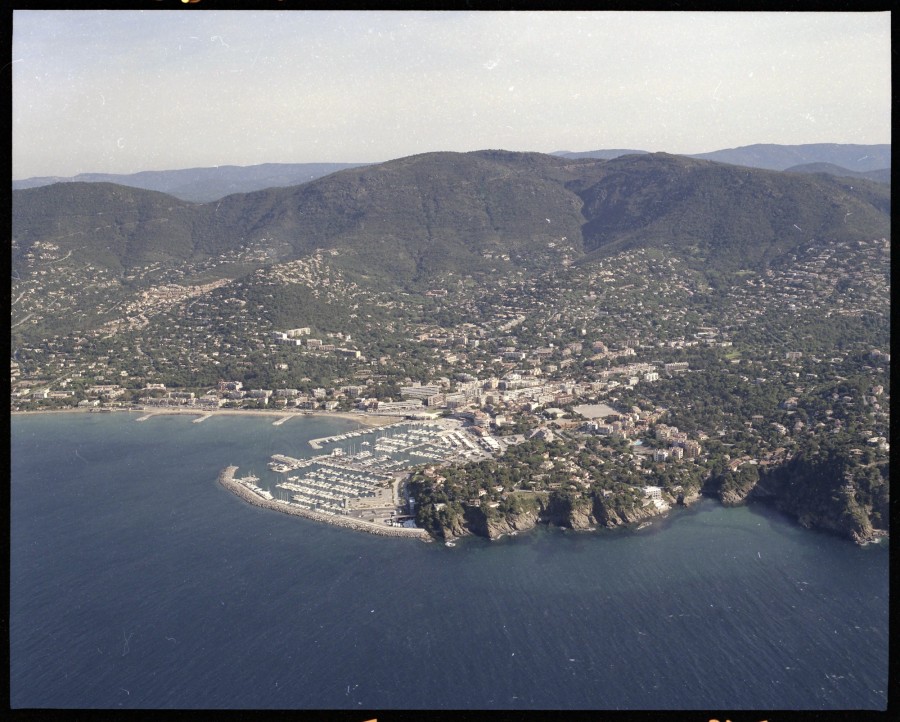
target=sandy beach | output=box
[11,406,404,428]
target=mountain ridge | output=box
[12,162,371,203]
[782,162,890,185]
[556,142,891,173]
[13,150,890,287]
[14,143,889,202]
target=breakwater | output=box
[217,466,431,541]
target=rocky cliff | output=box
[590,496,666,528]
[677,488,703,506]
[438,489,672,540]
[483,510,542,539]
[703,450,889,545]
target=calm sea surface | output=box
[10,412,889,710]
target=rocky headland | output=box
[702,450,889,545]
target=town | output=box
[11,236,891,542]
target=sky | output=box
[12,9,892,179]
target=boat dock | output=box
[268,454,315,473]
[275,457,397,514]
[192,413,213,423]
[309,421,408,450]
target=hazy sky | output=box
[12,9,892,178]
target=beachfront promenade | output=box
[218,466,431,541]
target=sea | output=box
[10,412,889,711]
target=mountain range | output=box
[13,149,890,295]
[11,162,369,203]
[555,142,891,172]
[13,143,889,203]
[781,162,890,185]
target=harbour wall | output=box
[217,466,431,541]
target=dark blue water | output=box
[10,413,889,710]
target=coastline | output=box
[217,466,431,541]
[11,406,404,429]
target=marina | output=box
[217,466,429,539]
[309,419,495,462]
[308,421,410,450]
[226,418,511,534]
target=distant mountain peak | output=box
[553,143,890,173]
[12,162,371,203]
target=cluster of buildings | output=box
[100,279,231,335]
[580,410,701,461]
[272,328,364,359]
[650,424,703,461]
